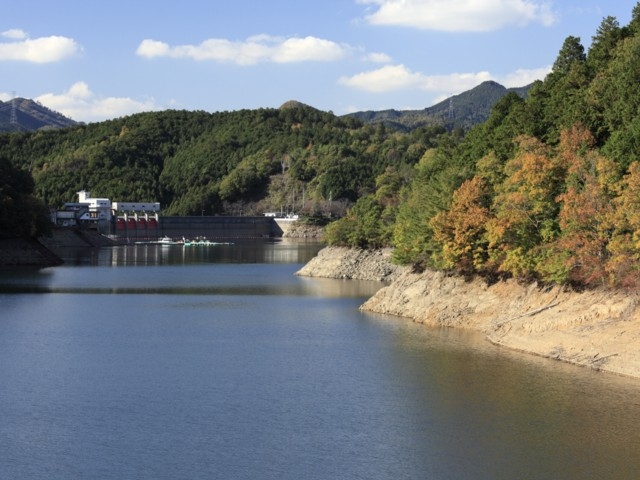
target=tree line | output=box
[327,3,640,289]
[0,103,444,220]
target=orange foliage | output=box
[485,136,564,277]
[554,126,620,286]
[430,176,491,273]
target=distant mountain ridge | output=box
[0,80,530,133]
[345,80,533,131]
[0,97,78,132]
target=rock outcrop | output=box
[295,246,408,282]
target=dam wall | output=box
[112,216,284,241]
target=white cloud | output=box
[136,35,348,65]
[357,0,557,32]
[36,82,159,122]
[363,52,392,63]
[2,29,28,40]
[0,32,81,63]
[273,36,346,63]
[501,66,551,87]
[340,64,429,92]
[339,63,548,94]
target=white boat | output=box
[182,237,232,246]
[157,236,182,245]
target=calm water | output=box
[2,240,640,479]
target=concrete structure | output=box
[159,216,278,240]
[53,190,296,240]
[77,190,111,221]
[54,191,161,237]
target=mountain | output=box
[0,80,527,134]
[0,98,78,132]
[344,80,533,132]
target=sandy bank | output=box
[298,246,640,379]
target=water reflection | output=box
[365,312,640,479]
[0,252,382,300]
[56,239,324,266]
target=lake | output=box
[2,239,640,479]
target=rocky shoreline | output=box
[295,246,408,282]
[297,246,640,379]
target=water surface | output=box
[1,240,640,479]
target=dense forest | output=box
[0,101,446,219]
[3,3,640,289]
[328,3,640,289]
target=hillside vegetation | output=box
[328,3,640,289]
[0,103,446,218]
[0,98,78,132]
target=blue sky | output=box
[1,0,636,123]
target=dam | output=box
[114,215,287,241]
[53,190,298,241]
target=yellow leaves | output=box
[419,126,640,286]
[430,176,490,272]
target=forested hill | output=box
[345,81,532,132]
[327,3,640,289]
[0,103,448,217]
[0,98,78,132]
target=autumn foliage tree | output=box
[546,127,620,286]
[606,161,640,287]
[429,176,491,274]
[484,136,565,279]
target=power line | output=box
[10,91,18,126]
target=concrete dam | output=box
[111,216,296,241]
[54,191,299,241]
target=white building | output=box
[77,190,112,222]
[55,191,162,236]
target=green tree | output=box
[551,36,586,76]
[0,157,51,238]
[592,34,640,168]
[392,143,471,266]
[325,195,389,249]
[587,16,622,73]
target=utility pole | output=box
[10,91,18,127]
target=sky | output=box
[1,0,637,123]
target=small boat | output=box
[182,237,232,246]
[157,236,182,245]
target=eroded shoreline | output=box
[296,246,640,379]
